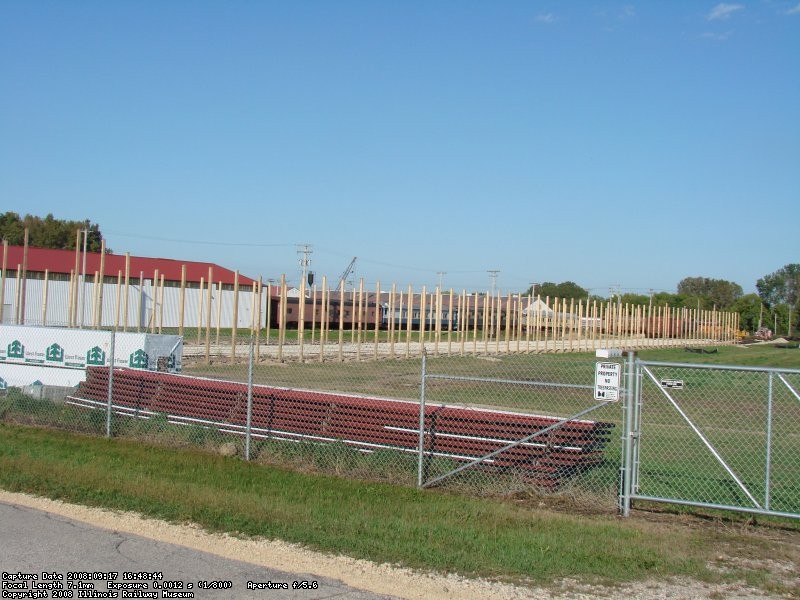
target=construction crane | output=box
[336,257,357,291]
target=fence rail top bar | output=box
[637,359,800,375]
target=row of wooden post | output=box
[1,235,739,363]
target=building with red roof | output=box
[1,245,255,287]
[1,245,261,329]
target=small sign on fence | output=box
[594,361,621,401]
[660,378,684,390]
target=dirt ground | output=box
[2,490,798,599]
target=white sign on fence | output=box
[0,325,183,387]
[594,361,621,401]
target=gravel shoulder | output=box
[1,489,795,599]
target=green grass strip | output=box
[1,424,713,585]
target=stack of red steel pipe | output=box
[69,367,614,488]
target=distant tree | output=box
[652,291,678,307]
[0,212,109,253]
[677,276,742,309]
[757,264,800,337]
[756,264,800,308]
[529,281,589,301]
[729,294,764,333]
[0,212,25,244]
[618,293,649,306]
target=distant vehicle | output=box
[755,327,773,341]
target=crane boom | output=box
[337,257,357,291]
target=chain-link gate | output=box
[416,351,623,504]
[621,359,800,520]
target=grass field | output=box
[1,424,799,594]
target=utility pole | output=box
[297,244,312,293]
[437,271,446,289]
[488,270,500,296]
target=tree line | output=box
[0,211,107,253]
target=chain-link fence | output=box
[4,322,799,520]
[622,360,800,519]
[417,352,623,508]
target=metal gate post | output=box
[620,351,636,516]
[765,372,774,510]
[417,350,428,488]
[631,354,642,494]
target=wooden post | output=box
[136,271,144,333]
[310,284,317,344]
[266,281,273,347]
[389,283,397,359]
[72,230,81,327]
[356,278,364,360]
[205,267,213,364]
[41,269,49,325]
[216,281,223,345]
[158,273,165,334]
[447,289,454,356]
[338,281,345,361]
[373,281,381,359]
[503,293,511,354]
[68,271,75,328]
[123,253,130,332]
[93,270,101,329]
[255,277,263,361]
[13,268,21,325]
[481,293,488,353]
[566,298,573,350]
[278,274,287,362]
[19,228,29,324]
[350,286,357,344]
[315,275,322,362]
[458,292,464,347]
[544,296,552,352]
[97,239,106,328]
[471,293,479,355]
[514,293,521,354]
[298,275,306,361]
[419,286,427,352]
[114,270,122,330]
[196,277,204,345]
[405,285,413,359]
[91,271,99,328]
[0,239,7,325]
[179,265,186,337]
[150,269,159,333]
[231,271,240,360]
[434,286,441,356]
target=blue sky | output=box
[2,1,798,296]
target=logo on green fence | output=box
[46,343,64,363]
[129,349,149,369]
[0,377,7,391]
[7,340,24,359]
[86,346,107,366]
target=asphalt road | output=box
[0,500,396,600]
